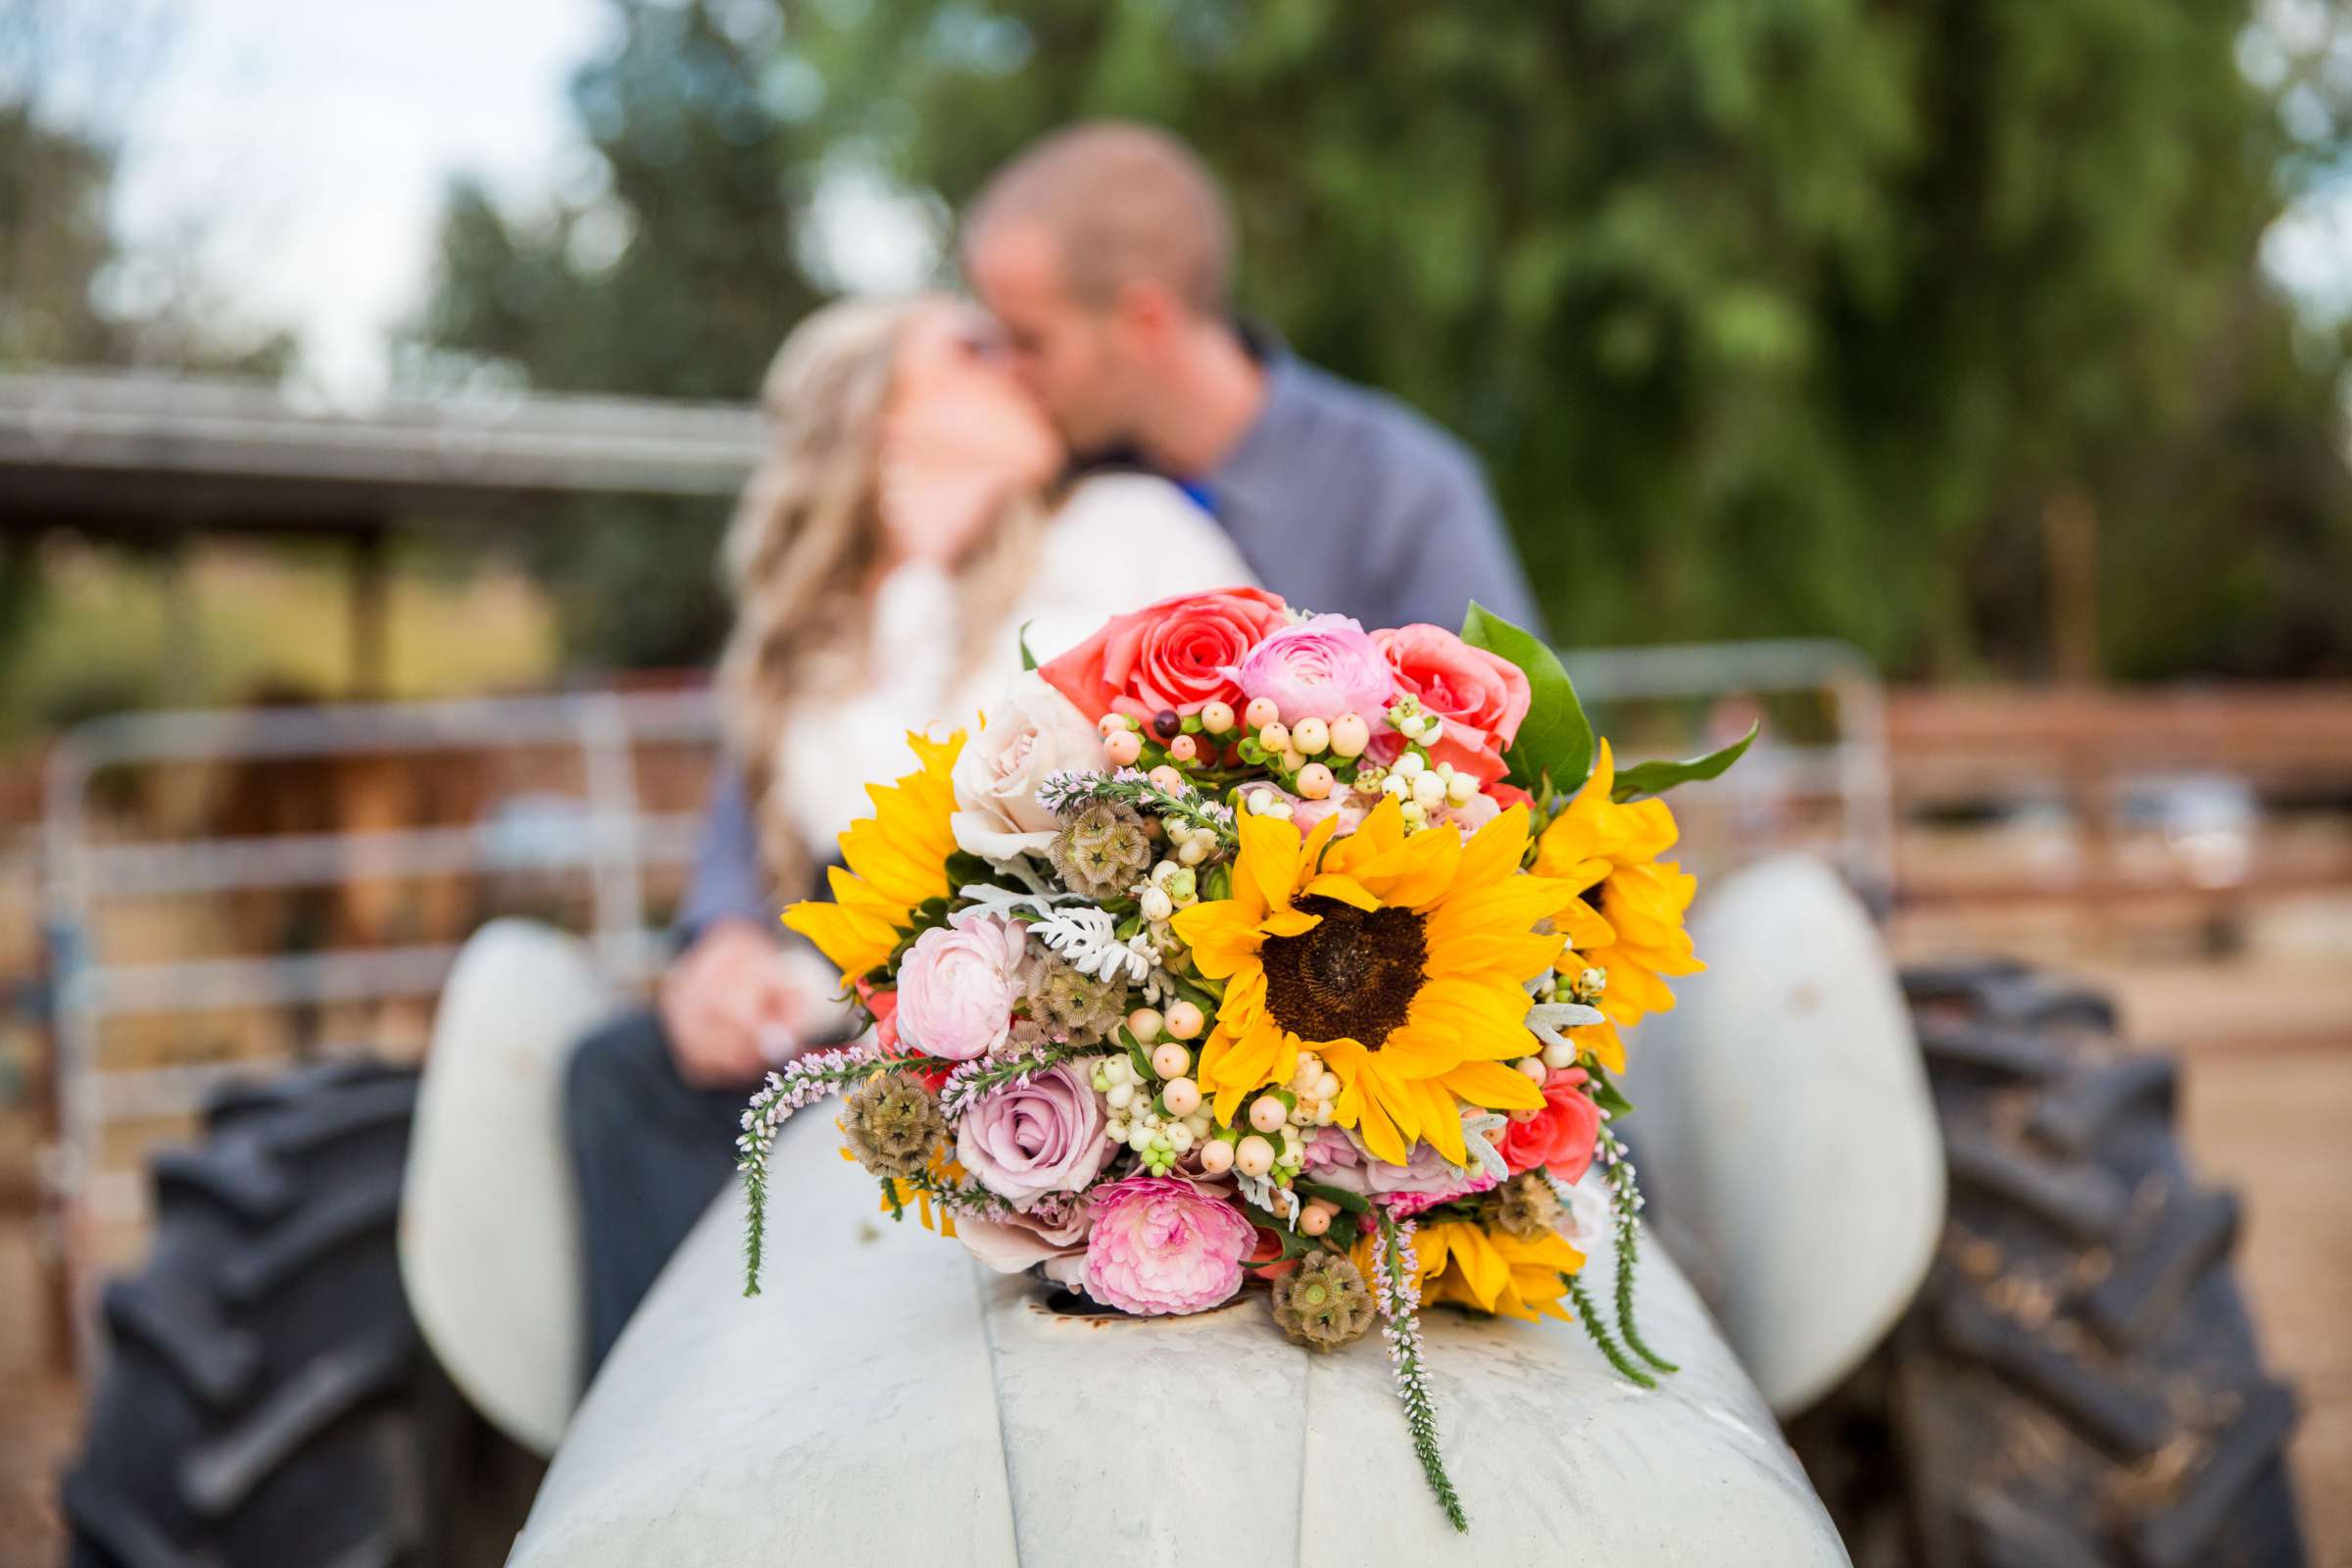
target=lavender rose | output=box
[1083,1176,1254,1315]
[956,1060,1112,1207]
[895,912,1027,1061]
[1227,613,1396,725]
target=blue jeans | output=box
[564,1008,748,1379]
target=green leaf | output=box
[1460,601,1593,794]
[1017,620,1039,671]
[1294,1178,1372,1215]
[1610,723,1757,802]
[1117,1026,1156,1086]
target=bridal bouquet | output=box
[734,588,1748,1530]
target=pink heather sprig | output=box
[895,1163,1011,1224]
[937,1039,1074,1120]
[737,1044,879,1297]
[1374,1214,1467,1533]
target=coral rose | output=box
[1229,613,1396,725]
[893,912,1026,1061]
[1038,586,1289,722]
[1371,624,1533,785]
[1498,1067,1601,1182]
[1082,1176,1254,1315]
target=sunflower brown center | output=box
[1259,895,1428,1049]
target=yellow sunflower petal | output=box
[1437,1223,1510,1310]
[1258,906,1324,938]
[1572,1020,1627,1074]
[1170,901,1264,979]
[1298,872,1381,911]
[1409,1077,1468,1163]
[1236,811,1304,915]
[1442,1057,1548,1112]
[1451,804,1533,893]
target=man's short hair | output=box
[964,121,1235,315]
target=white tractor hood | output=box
[506,1107,1848,1567]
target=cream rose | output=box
[951,672,1102,862]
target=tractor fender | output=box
[1619,854,1944,1416]
[401,918,609,1455]
[504,1107,1850,1566]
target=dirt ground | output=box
[1,951,2343,1564]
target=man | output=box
[564,121,1544,1375]
[962,121,1540,638]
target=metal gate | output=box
[41,690,720,1367]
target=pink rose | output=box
[1499,1067,1601,1181]
[1038,586,1290,722]
[1083,1176,1254,1314]
[955,1190,1095,1276]
[951,672,1103,861]
[1371,624,1534,785]
[893,913,1027,1061]
[956,1061,1112,1207]
[1228,613,1396,725]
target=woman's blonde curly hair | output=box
[717,294,1042,899]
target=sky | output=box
[83,0,611,400]
[40,0,2352,402]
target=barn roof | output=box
[0,368,764,536]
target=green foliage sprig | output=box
[1600,1134,1678,1375]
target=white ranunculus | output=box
[950,671,1101,862]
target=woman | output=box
[564,293,1256,1372]
[715,292,1252,913]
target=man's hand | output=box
[658,919,805,1089]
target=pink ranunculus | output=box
[956,1061,1111,1207]
[1302,1125,1494,1205]
[1371,624,1534,785]
[1038,586,1289,722]
[1228,613,1396,726]
[893,912,1027,1061]
[1499,1067,1601,1182]
[1082,1176,1254,1315]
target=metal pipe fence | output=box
[41,689,721,1368]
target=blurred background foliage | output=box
[21,0,2349,683]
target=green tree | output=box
[421,0,2352,679]
[802,0,2351,678]
[413,0,824,668]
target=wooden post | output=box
[349,526,389,699]
[2044,489,2100,687]
[2044,489,2109,948]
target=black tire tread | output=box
[64,1065,492,1568]
[1796,960,2306,1568]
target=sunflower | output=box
[1530,739,1702,1072]
[1171,798,1583,1166]
[783,728,964,986]
[1349,1220,1584,1322]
